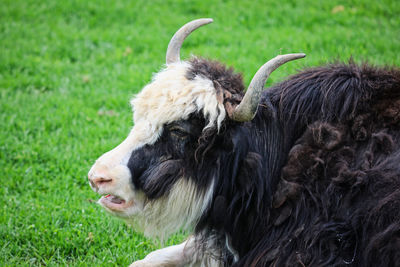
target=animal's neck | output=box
[196,97,310,260]
[247,110,285,194]
[222,96,313,258]
[216,107,291,257]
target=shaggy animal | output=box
[88,19,400,266]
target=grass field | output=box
[1,0,399,265]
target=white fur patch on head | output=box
[131,61,226,145]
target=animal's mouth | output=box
[99,194,132,211]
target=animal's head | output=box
[88,18,305,237]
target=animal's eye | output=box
[169,126,189,138]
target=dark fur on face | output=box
[128,58,400,266]
[128,115,207,198]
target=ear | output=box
[214,81,243,119]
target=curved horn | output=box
[166,18,213,65]
[231,53,306,122]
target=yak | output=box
[88,18,400,266]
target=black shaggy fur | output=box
[128,58,400,266]
[189,59,400,266]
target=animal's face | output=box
[88,62,226,236]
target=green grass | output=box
[1,0,399,265]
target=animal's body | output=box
[88,19,400,266]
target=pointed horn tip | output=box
[272,53,306,65]
[194,18,213,25]
[198,18,213,22]
[188,18,213,26]
[279,53,306,59]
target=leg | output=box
[130,237,194,267]
[129,236,222,267]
